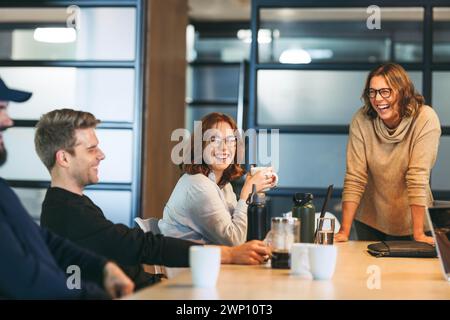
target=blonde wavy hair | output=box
[362,62,425,119]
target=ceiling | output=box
[0,2,450,23]
[188,0,251,21]
[187,0,450,22]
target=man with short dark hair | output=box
[0,78,134,299]
[37,109,270,289]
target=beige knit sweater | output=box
[342,105,441,235]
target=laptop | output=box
[426,205,450,281]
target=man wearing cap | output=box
[0,78,31,165]
[0,78,134,299]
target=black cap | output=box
[0,78,32,102]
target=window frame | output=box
[0,0,145,226]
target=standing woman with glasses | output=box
[159,112,275,246]
[335,63,441,245]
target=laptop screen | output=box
[427,206,450,280]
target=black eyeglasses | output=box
[209,135,237,147]
[366,88,392,99]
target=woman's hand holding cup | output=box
[239,167,277,200]
[251,166,278,190]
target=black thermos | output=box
[246,184,267,241]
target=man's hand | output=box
[103,262,134,299]
[414,233,435,246]
[220,240,271,265]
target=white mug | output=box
[290,243,337,280]
[250,166,279,192]
[290,243,313,278]
[308,244,338,280]
[189,246,221,288]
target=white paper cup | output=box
[290,243,313,278]
[189,246,221,288]
[307,244,338,280]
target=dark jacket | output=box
[40,187,197,289]
[0,178,109,299]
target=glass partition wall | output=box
[185,20,251,132]
[0,1,144,226]
[248,1,450,232]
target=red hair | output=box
[182,112,245,188]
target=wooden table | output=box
[128,241,450,300]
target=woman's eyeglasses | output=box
[366,88,392,99]
[209,136,237,147]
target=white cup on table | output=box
[308,244,337,280]
[290,243,313,278]
[290,243,337,280]
[189,246,221,288]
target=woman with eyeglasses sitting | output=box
[336,62,441,245]
[158,112,275,246]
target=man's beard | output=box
[0,144,7,166]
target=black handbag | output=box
[367,241,437,258]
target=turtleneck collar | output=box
[374,114,414,143]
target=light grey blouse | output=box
[158,173,248,246]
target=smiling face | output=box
[205,121,236,174]
[67,128,105,188]
[0,101,13,166]
[369,75,402,129]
